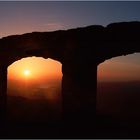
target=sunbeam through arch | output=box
[7,57,62,123]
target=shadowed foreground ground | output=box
[0,81,140,138]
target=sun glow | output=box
[23,69,30,76]
[8,57,62,81]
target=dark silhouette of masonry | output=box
[0,21,140,124]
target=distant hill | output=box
[97,81,140,125]
[7,95,62,124]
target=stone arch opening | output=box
[97,53,140,122]
[7,56,62,123]
[0,21,140,125]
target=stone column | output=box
[0,64,7,124]
[62,61,97,125]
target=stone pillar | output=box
[62,61,97,125]
[0,64,7,124]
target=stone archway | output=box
[0,21,140,125]
[0,64,7,124]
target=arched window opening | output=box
[97,53,140,124]
[7,57,62,123]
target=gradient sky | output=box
[0,1,140,81]
[1,1,140,37]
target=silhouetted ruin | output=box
[0,21,140,124]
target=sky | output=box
[0,1,140,81]
[8,57,62,81]
[1,1,140,37]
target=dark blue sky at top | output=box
[0,1,140,37]
[0,1,140,70]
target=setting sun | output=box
[8,57,62,81]
[23,69,30,76]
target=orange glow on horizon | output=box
[8,54,140,83]
[8,57,62,81]
[98,55,140,82]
